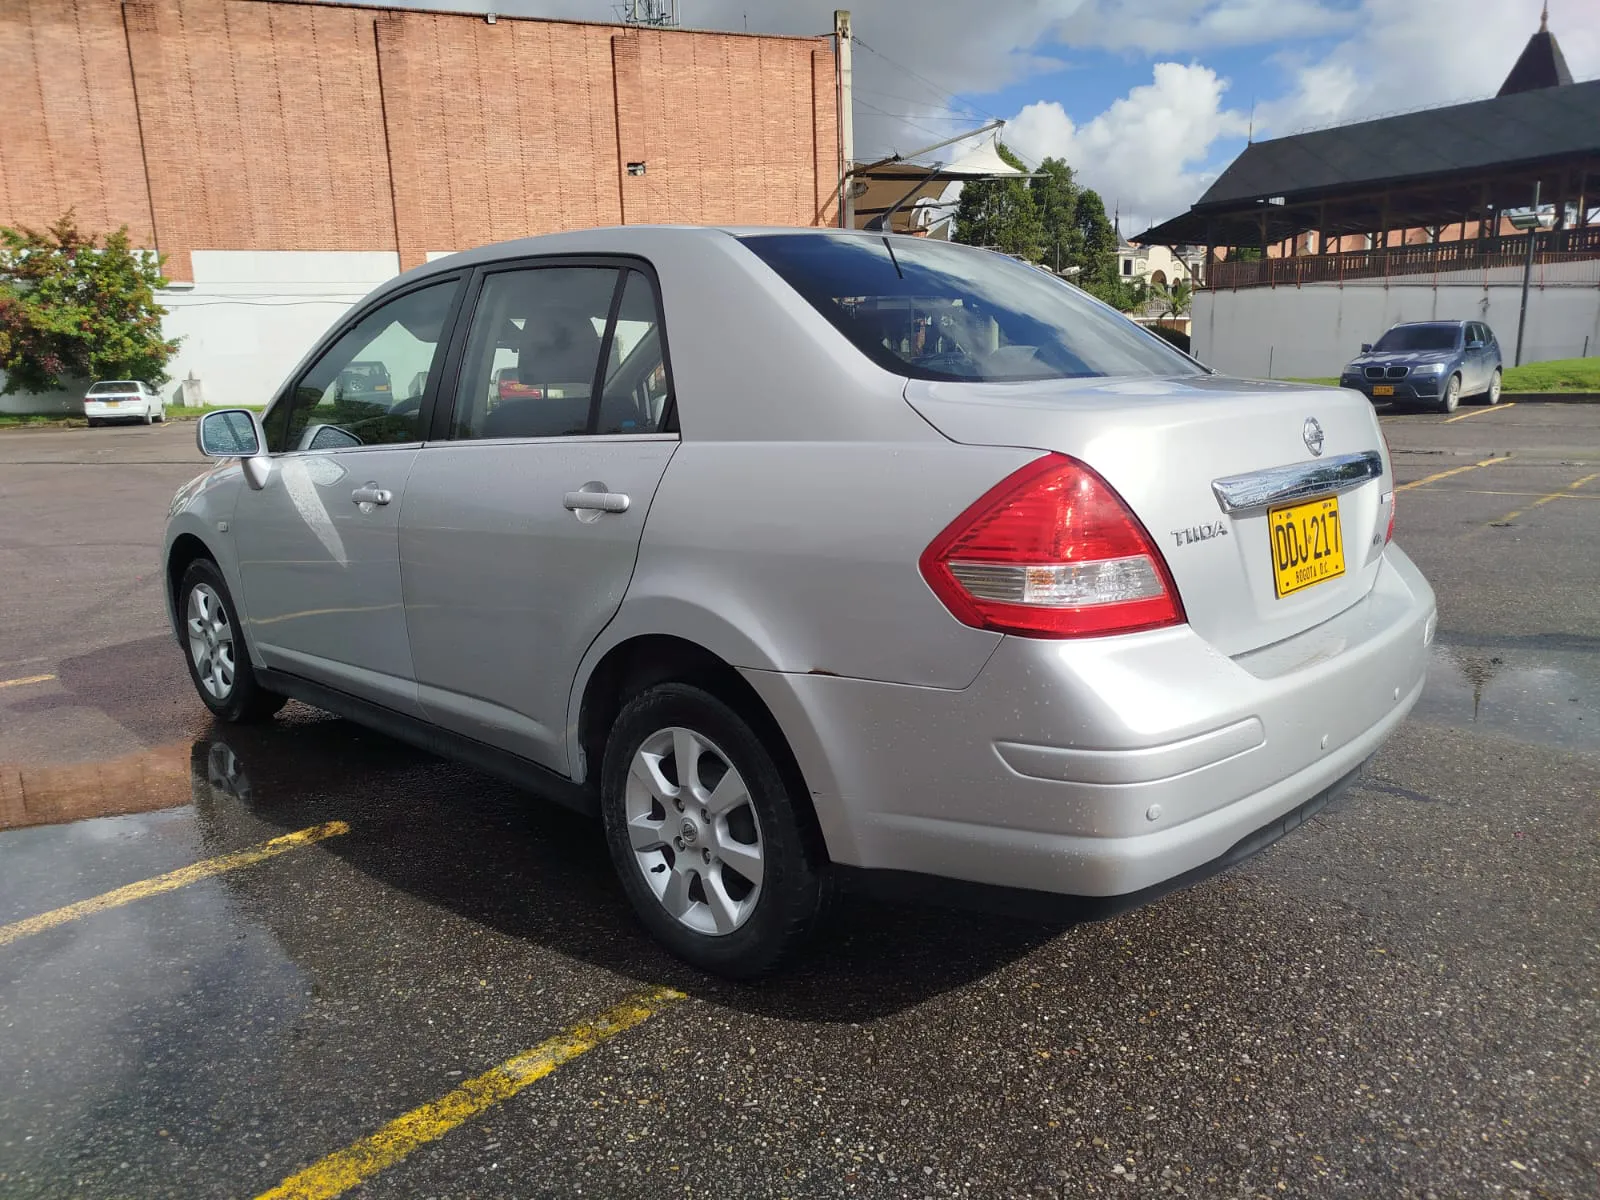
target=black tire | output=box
[1439,373,1461,414]
[86,418,99,428]
[600,682,827,978]
[143,407,155,425]
[1484,368,1503,405]
[176,557,286,723]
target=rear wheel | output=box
[143,406,155,425]
[178,558,286,723]
[1440,373,1461,414]
[600,682,826,978]
[1484,368,1503,405]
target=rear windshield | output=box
[1374,325,1459,352]
[88,381,139,394]
[741,234,1203,383]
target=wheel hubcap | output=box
[624,726,764,936]
[186,583,236,701]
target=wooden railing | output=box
[1205,227,1600,290]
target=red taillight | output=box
[919,453,1185,638]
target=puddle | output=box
[1412,638,1600,752]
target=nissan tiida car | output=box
[165,228,1435,977]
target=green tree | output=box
[1071,188,1125,304]
[0,211,179,395]
[1030,157,1079,273]
[1152,277,1194,319]
[953,143,1043,260]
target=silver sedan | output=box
[165,228,1435,977]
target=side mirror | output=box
[1360,343,1373,353]
[197,409,261,457]
[197,409,272,490]
[1467,338,1483,348]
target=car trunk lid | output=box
[904,375,1392,657]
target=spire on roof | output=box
[1498,4,1574,95]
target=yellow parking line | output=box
[0,821,350,947]
[256,986,687,1200]
[1443,400,1517,424]
[0,673,55,690]
[1395,455,1509,493]
[1487,472,1600,527]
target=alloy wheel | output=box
[623,726,765,936]
[186,583,236,700]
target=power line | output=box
[849,35,1004,123]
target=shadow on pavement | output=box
[186,715,1062,1025]
[8,634,197,749]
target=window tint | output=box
[264,280,457,454]
[1373,324,1460,352]
[595,270,671,435]
[89,381,139,394]
[452,267,618,441]
[742,234,1201,382]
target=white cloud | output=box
[1054,0,1354,54]
[1005,63,1250,232]
[1258,0,1600,136]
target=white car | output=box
[84,380,165,426]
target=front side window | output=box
[450,265,672,440]
[263,280,458,454]
[742,234,1202,383]
[1374,324,1460,353]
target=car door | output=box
[399,261,678,774]
[230,276,463,715]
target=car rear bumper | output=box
[743,545,1435,899]
[85,401,152,418]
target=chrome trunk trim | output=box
[1212,450,1384,514]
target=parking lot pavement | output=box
[1,406,1597,1199]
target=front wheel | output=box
[600,682,826,978]
[1440,373,1461,414]
[1484,368,1503,405]
[178,558,286,723]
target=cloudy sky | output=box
[390,0,1599,233]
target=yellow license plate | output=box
[1269,496,1345,597]
[1371,384,1394,396]
[103,400,121,407]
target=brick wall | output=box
[0,0,154,244]
[0,0,839,280]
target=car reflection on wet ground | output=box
[1,407,1598,1199]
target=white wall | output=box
[1,250,401,414]
[1194,268,1600,379]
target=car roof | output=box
[1391,320,1466,328]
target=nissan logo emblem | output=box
[1303,417,1325,457]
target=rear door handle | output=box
[563,490,631,514]
[351,485,393,506]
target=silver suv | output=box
[166,228,1435,976]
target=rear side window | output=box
[449,265,672,440]
[740,234,1202,383]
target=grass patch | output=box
[0,403,265,431]
[0,413,85,429]
[1287,357,1600,393]
[1502,358,1600,392]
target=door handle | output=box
[563,490,630,514]
[351,485,393,506]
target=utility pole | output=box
[835,10,854,229]
[1515,179,1541,368]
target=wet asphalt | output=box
[0,406,1596,1199]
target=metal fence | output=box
[1206,228,1600,291]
